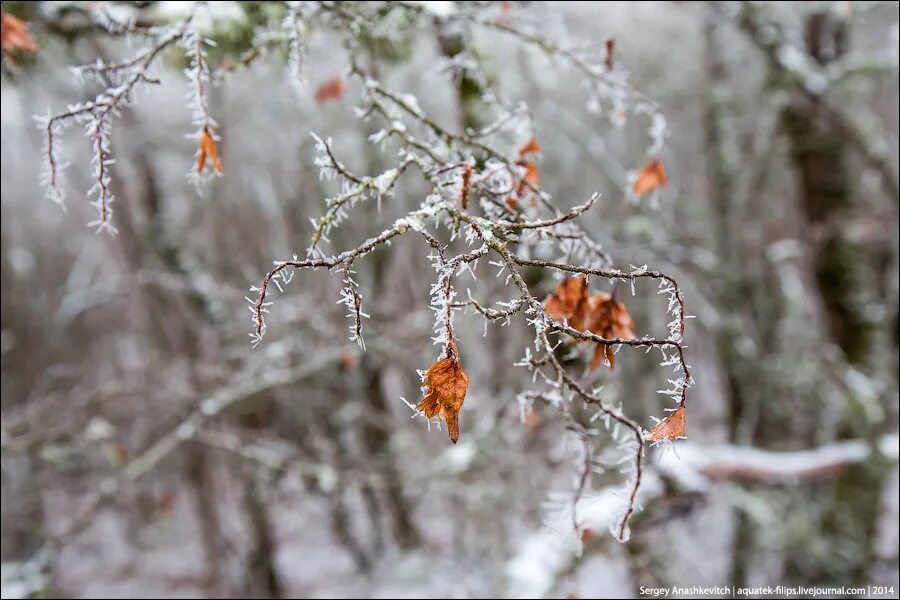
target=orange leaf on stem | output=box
[585,292,636,370]
[632,159,668,196]
[544,278,636,371]
[314,77,345,104]
[197,128,223,174]
[647,406,686,442]
[517,138,541,157]
[1,11,39,56]
[418,343,469,444]
[544,275,590,329]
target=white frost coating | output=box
[398,93,424,116]
[85,418,116,441]
[647,112,669,156]
[283,1,308,91]
[506,433,900,598]
[175,422,196,440]
[200,398,220,416]
[372,168,398,196]
[658,434,900,486]
[395,213,425,233]
[505,531,573,599]
[505,478,662,598]
[407,0,457,18]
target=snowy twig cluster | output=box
[243,2,690,544]
[40,1,692,545]
[38,8,210,232]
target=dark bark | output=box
[241,471,282,599]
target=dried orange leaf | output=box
[589,344,617,371]
[632,159,668,196]
[197,128,223,174]
[546,279,637,370]
[604,36,616,70]
[339,348,356,371]
[544,276,589,329]
[524,406,541,431]
[460,163,473,210]
[418,348,469,444]
[517,138,541,157]
[314,77,345,104]
[584,292,636,370]
[522,161,539,187]
[647,406,686,442]
[1,11,39,56]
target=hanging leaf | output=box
[585,292,636,370]
[604,36,616,70]
[418,343,469,444]
[514,160,540,203]
[647,406,686,442]
[524,406,541,431]
[517,138,541,157]
[632,159,668,196]
[522,161,539,187]
[197,128,223,174]
[513,138,541,204]
[545,279,637,370]
[314,77,345,103]
[460,163,473,210]
[1,11,39,58]
[544,275,590,329]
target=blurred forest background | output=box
[1,1,898,598]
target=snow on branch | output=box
[241,1,695,543]
[38,1,695,546]
[507,433,900,598]
[37,9,226,232]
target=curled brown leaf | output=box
[585,292,636,370]
[197,128,223,174]
[604,36,616,70]
[517,138,541,157]
[1,11,39,57]
[647,406,686,442]
[632,159,668,196]
[460,163,473,210]
[544,275,590,328]
[418,345,469,444]
[315,77,345,104]
[544,278,636,370]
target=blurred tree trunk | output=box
[112,100,285,596]
[702,10,752,588]
[185,443,230,597]
[357,250,422,551]
[783,13,876,367]
[780,10,886,585]
[739,3,890,585]
[435,20,487,133]
[241,468,282,599]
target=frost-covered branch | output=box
[40,15,194,232]
[243,2,694,543]
[38,0,696,547]
[507,432,900,598]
